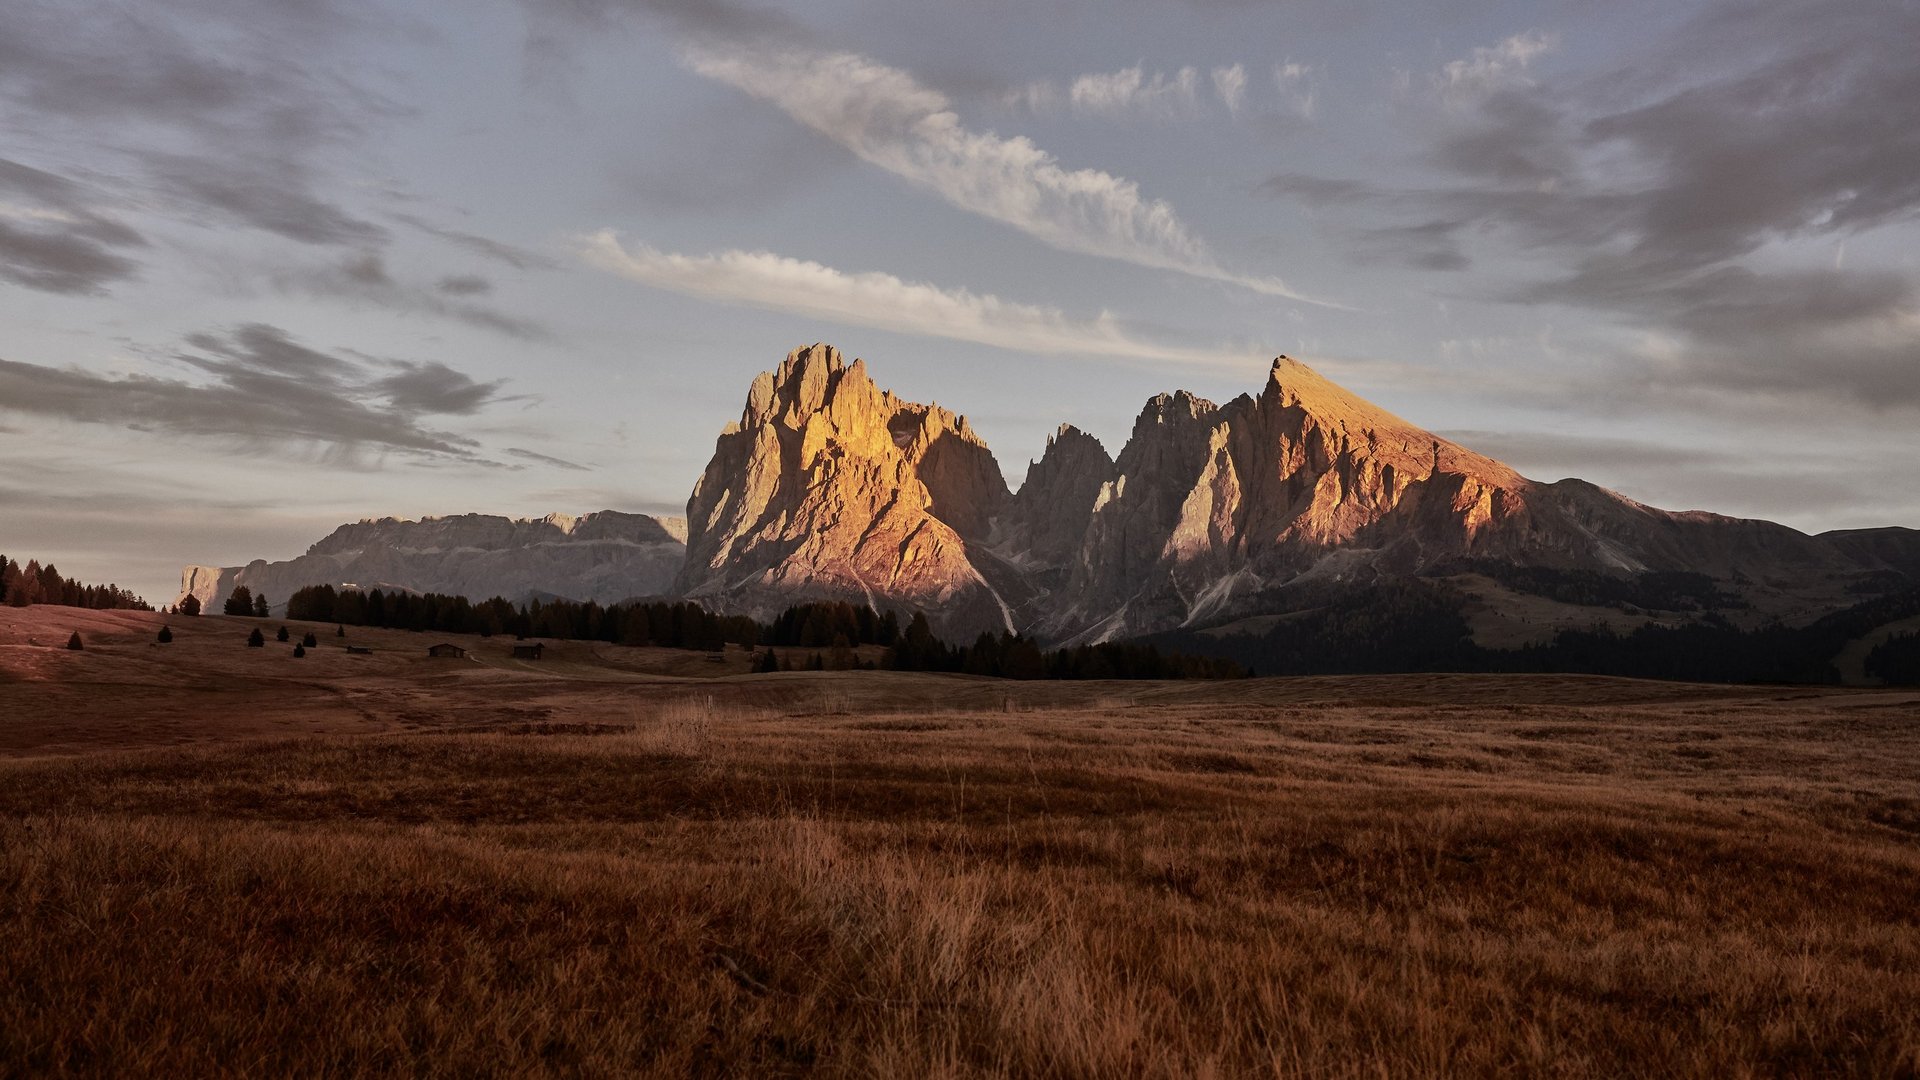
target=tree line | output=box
[276,586,1246,681]
[282,584,762,650]
[1146,578,1920,685]
[0,554,150,611]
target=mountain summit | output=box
[675,344,1024,638]
[177,344,1918,642]
[683,347,1900,642]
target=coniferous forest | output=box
[0,554,149,611]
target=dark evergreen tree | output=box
[66,631,83,650]
[225,587,255,617]
[302,631,318,647]
[179,595,201,617]
[247,627,265,647]
[276,625,290,642]
[254,593,271,618]
[157,625,173,644]
[292,644,307,658]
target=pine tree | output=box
[225,587,255,617]
[179,595,202,617]
[254,593,271,618]
[276,626,290,642]
[66,631,83,650]
[336,624,345,637]
[158,626,173,644]
[247,627,265,647]
[302,631,318,647]
[755,649,780,673]
[292,644,306,658]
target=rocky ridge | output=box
[177,343,1920,643]
[175,511,686,615]
[674,344,1021,639]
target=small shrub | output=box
[302,632,318,648]
[157,626,173,644]
[276,626,290,643]
[292,644,306,658]
[247,628,265,648]
[65,632,83,651]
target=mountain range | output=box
[179,344,1920,645]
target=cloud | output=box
[1436,29,1558,106]
[436,274,492,296]
[1212,64,1247,115]
[1066,65,1202,119]
[681,42,1329,304]
[389,213,561,271]
[506,447,591,472]
[0,3,393,253]
[272,253,554,341]
[0,157,148,295]
[581,231,1265,370]
[1262,0,1920,410]
[0,324,510,462]
[144,152,387,247]
[1271,60,1319,120]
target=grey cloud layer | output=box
[0,158,147,295]
[0,324,508,461]
[1263,0,1920,408]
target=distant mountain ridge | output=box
[178,343,1920,642]
[176,511,686,615]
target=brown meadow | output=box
[2,609,1918,1076]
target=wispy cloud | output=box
[681,42,1329,304]
[1066,65,1201,119]
[581,231,1264,370]
[1437,30,1558,106]
[0,157,147,295]
[1272,60,1320,120]
[1212,64,1247,115]
[271,253,554,341]
[0,323,510,463]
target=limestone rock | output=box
[173,510,685,615]
[676,344,1022,638]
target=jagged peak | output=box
[1137,389,1217,423]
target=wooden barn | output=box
[427,643,468,659]
[511,643,544,660]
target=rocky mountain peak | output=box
[676,344,1019,637]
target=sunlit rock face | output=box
[675,344,1026,639]
[179,344,1920,640]
[1008,356,1876,641]
[683,347,1896,642]
[173,511,686,615]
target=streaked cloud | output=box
[1437,30,1559,105]
[0,324,509,462]
[1067,65,1201,119]
[1271,61,1320,120]
[0,157,147,295]
[270,253,554,341]
[1211,64,1247,115]
[581,231,1264,370]
[680,42,1327,303]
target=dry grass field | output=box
[2,607,1918,1076]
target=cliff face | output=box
[173,510,686,615]
[1012,358,1542,639]
[675,344,1020,638]
[174,343,1918,641]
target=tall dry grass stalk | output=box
[3,687,1918,1076]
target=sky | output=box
[2,0,1918,605]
